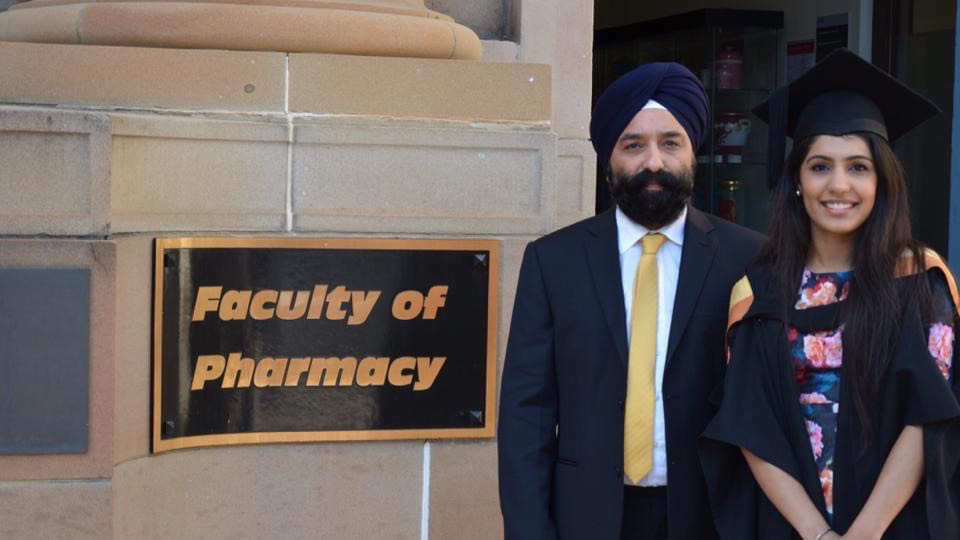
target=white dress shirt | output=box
[616,206,686,487]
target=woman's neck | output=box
[807,229,855,273]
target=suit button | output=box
[617,400,624,410]
[614,466,622,478]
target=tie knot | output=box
[641,233,666,255]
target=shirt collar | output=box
[615,205,687,255]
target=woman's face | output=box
[798,134,878,241]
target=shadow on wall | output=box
[426,0,514,40]
[0,0,23,11]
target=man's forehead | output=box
[617,107,688,140]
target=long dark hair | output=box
[756,132,930,445]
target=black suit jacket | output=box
[497,206,764,539]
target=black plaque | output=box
[153,238,498,453]
[0,268,90,454]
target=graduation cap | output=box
[753,48,941,188]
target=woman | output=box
[699,48,960,539]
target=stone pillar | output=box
[0,0,482,59]
[0,0,596,537]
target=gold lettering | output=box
[223,352,255,388]
[276,290,310,320]
[191,354,226,390]
[284,357,312,386]
[254,357,288,387]
[414,356,446,391]
[249,290,278,320]
[325,286,350,320]
[391,290,423,320]
[192,286,222,321]
[356,356,390,386]
[306,284,328,319]
[348,290,381,325]
[219,290,251,321]
[193,353,447,390]
[307,357,357,386]
[387,356,416,386]
[422,285,448,319]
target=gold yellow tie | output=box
[624,232,666,484]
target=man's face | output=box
[607,108,696,229]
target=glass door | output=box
[875,0,956,257]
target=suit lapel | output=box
[666,206,718,366]
[586,209,629,367]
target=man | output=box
[497,62,765,539]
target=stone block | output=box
[292,119,557,235]
[0,106,110,236]
[552,0,594,139]
[481,40,520,63]
[517,0,556,65]
[557,138,597,228]
[114,443,423,539]
[289,54,550,122]
[0,480,111,539]
[429,441,502,539]
[518,0,593,139]
[111,113,288,232]
[0,239,114,481]
[114,235,154,464]
[0,41,285,111]
[497,238,531,383]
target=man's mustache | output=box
[621,169,692,194]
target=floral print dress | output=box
[788,269,956,521]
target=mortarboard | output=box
[753,48,941,188]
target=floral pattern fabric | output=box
[788,269,956,521]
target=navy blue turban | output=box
[590,62,709,171]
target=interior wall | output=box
[901,0,956,256]
[596,0,867,56]
[914,0,956,33]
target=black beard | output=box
[608,167,694,230]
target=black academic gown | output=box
[699,263,960,538]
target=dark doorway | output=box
[875,0,956,257]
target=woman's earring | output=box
[795,186,802,197]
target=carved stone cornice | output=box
[0,0,482,59]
